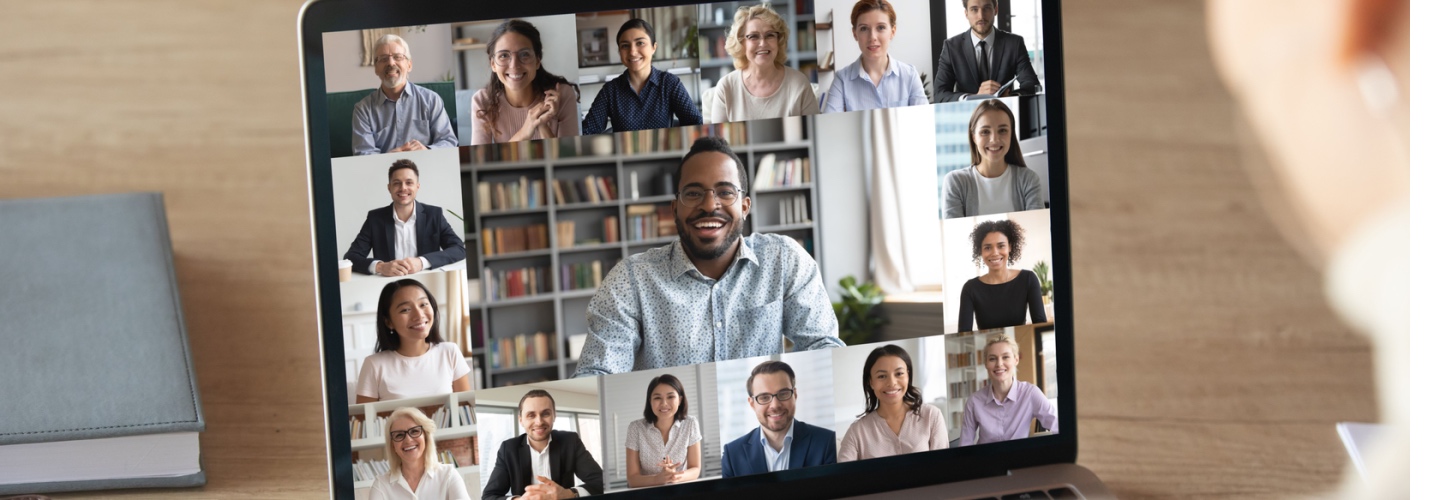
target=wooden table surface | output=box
[0,1,1373,498]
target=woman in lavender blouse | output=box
[957,335,1059,446]
[838,344,948,461]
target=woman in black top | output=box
[958,219,1046,332]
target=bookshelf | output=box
[348,392,481,490]
[696,0,822,99]
[464,116,822,388]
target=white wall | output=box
[829,337,946,452]
[813,111,869,301]
[330,148,465,259]
[323,24,457,93]
[940,209,1052,333]
[814,0,935,102]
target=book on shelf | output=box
[553,175,617,205]
[616,122,749,156]
[352,458,391,483]
[350,414,387,440]
[559,259,611,291]
[480,223,549,256]
[476,140,547,163]
[556,220,576,248]
[604,216,619,243]
[482,265,551,301]
[477,177,547,213]
[753,154,812,189]
[491,332,556,369]
[434,435,477,467]
[777,194,811,226]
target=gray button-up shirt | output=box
[574,233,844,377]
[352,82,458,155]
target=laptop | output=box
[298,0,1111,498]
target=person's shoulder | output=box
[797,420,835,439]
[946,166,976,183]
[1018,269,1039,280]
[835,58,863,80]
[892,58,920,75]
[747,232,802,254]
[997,29,1027,44]
[433,341,463,356]
[554,81,579,100]
[410,82,444,100]
[945,30,971,47]
[782,66,811,85]
[617,242,675,268]
[367,205,392,219]
[627,418,649,431]
[723,428,754,449]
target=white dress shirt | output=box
[761,422,795,472]
[367,205,431,274]
[368,463,470,500]
[527,437,589,498]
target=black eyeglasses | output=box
[389,425,424,442]
[752,388,795,405]
[678,187,744,208]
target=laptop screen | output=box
[303,0,1071,497]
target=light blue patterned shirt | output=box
[574,233,844,377]
[763,422,795,472]
[352,82,458,155]
[823,56,929,113]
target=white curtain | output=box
[446,269,469,355]
[867,108,943,293]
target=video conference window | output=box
[322,0,1059,494]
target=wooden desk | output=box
[0,0,1372,498]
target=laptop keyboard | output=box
[967,486,1082,500]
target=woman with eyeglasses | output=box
[355,279,471,404]
[823,0,928,112]
[624,374,703,487]
[709,3,819,123]
[581,18,703,134]
[471,19,579,144]
[956,335,1058,446]
[838,344,947,462]
[957,219,1046,333]
[369,407,471,499]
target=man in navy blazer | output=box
[343,158,465,276]
[722,361,837,478]
[483,390,604,500]
[934,0,1041,102]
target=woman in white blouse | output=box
[709,2,820,123]
[838,344,947,461]
[625,374,703,487]
[355,279,472,403]
[370,407,471,500]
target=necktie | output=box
[977,40,990,83]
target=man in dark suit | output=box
[343,158,465,276]
[934,0,1041,102]
[483,390,604,500]
[721,361,837,478]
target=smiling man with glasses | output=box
[352,33,458,155]
[574,137,843,378]
[722,360,838,478]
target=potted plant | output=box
[1033,260,1055,322]
[832,275,888,345]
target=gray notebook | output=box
[0,192,205,494]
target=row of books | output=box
[490,332,554,369]
[776,194,812,226]
[474,139,551,163]
[555,218,621,249]
[795,21,818,52]
[626,204,677,241]
[949,351,978,368]
[477,178,546,213]
[753,154,812,189]
[349,415,386,440]
[949,379,985,400]
[430,403,475,429]
[615,122,748,155]
[482,265,550,301]
[559,260,611,292]
[480,224,549,256]
[352,459,391,482]
[553,175,618,205]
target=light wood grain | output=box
[0,0,1374,498]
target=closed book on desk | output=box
[0,192,205,494]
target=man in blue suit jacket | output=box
[343,159,466,275]
[722,361,837,478]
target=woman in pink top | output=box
[957,334,1058,446]
[471,19,579,144]
[838,344,947,461]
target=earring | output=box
[389,329,397,336]
[1355,54,1398,116]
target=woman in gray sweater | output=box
[942,99,1044,218]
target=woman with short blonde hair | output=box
[709,3,819,122]
[370,407,471,499]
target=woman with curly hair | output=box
[470,19,579,144]
[957,219,1046,332]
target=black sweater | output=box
[958,269,1047,332]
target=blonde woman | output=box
[956,335,1057,446]
[709,3,819,122]
[370,407,471,499]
